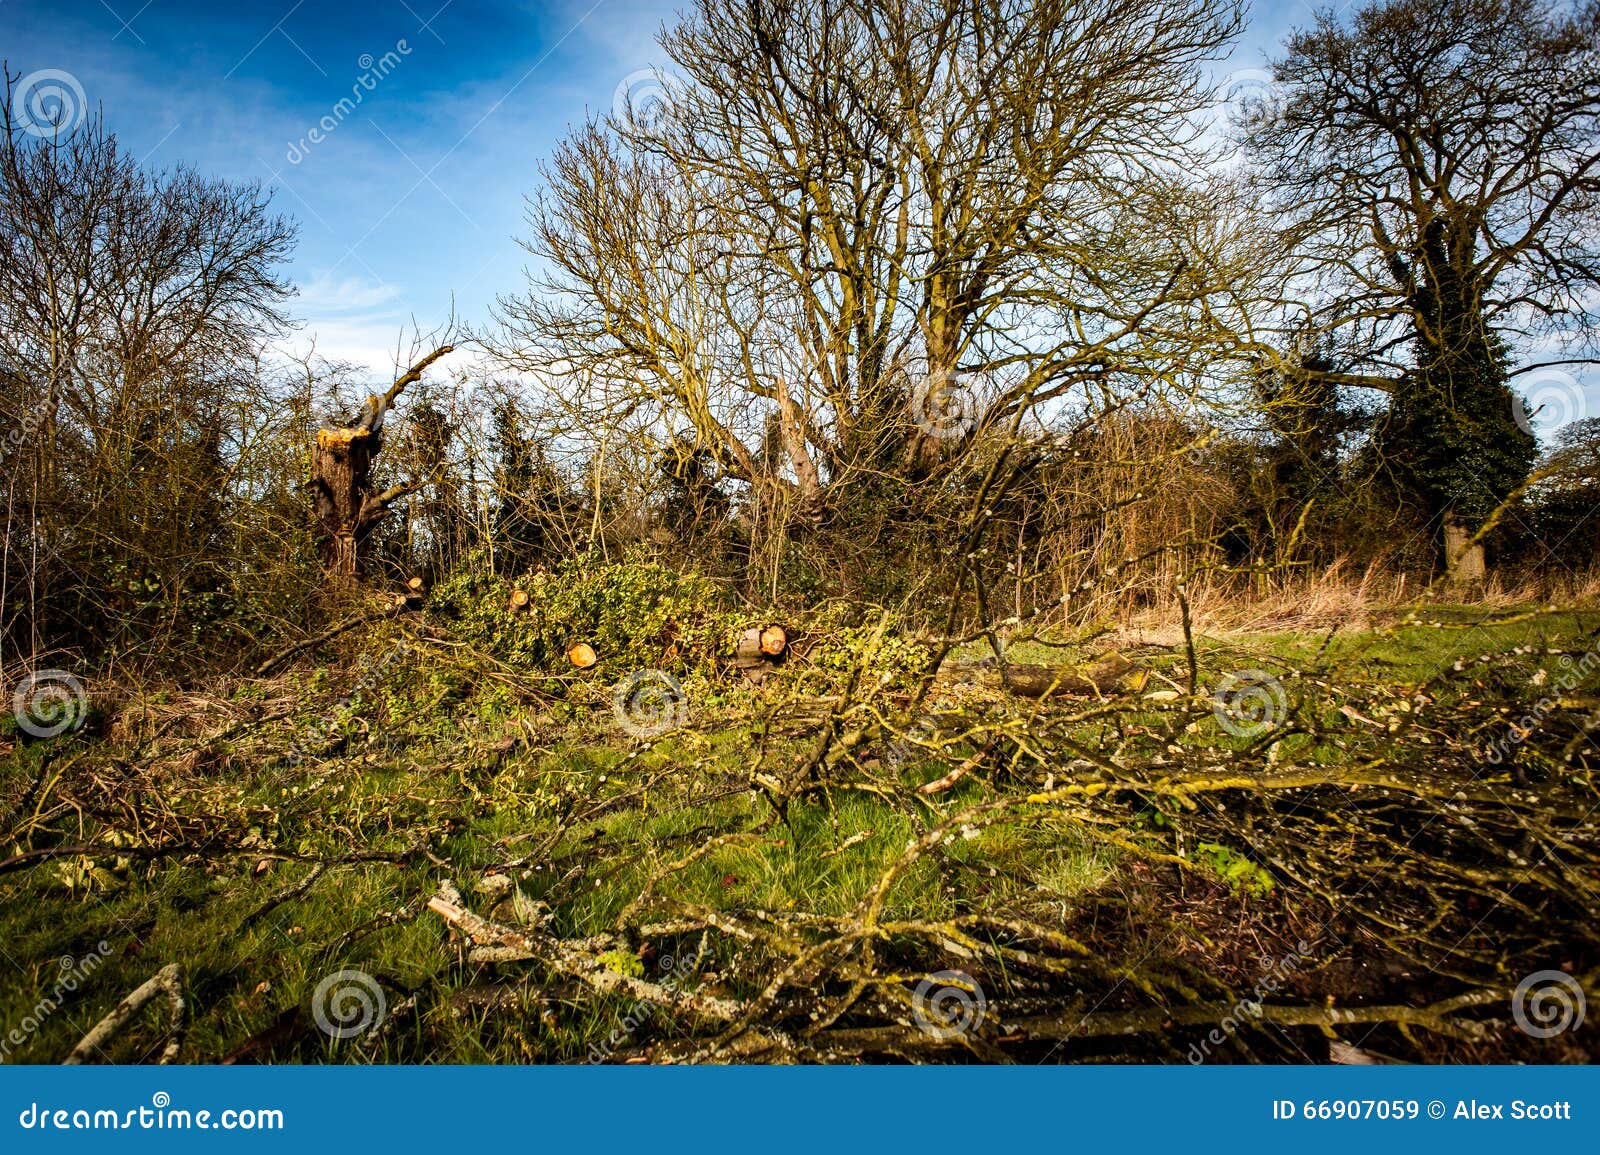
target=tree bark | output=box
[1443,512,1486,590]
[310,346,453,585]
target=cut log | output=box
[399,576,426,609]
[507,589,531,613]
[731,625,791,686]
[567,642,597,669]
[735,625,788,664]
[984,654,1142,699]
[734,629,763,663]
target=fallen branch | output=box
[64,963,185,1065]
[426,882,743,1023]
[235,863,329,933]
[704,988,1517,1062]
[254,603,410,676]
[983,655,1141,699]
[0,843,420,878]
[919,749,988,795]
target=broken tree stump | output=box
[311,346,453,586]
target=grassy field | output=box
[3,601,1598,1064]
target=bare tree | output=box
[490,0,1246,554]
[0,67,297,660]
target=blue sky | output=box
[2,0,1318,371]
[4,0,690,370]
[17,0,1587,441]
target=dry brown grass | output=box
[1096,557,1600,647]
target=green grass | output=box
[2,604,1594,1062]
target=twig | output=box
[426,882,744,1023]
[254,604,409,676]
[235,863,329,933]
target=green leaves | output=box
[1193,841,1275,897]
[596,949,646,978]
[431,552,730,676]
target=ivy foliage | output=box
[430,549,736,675]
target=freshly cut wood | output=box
[310,345,454,585]
[507,589,531,613]
[567,642,597,669]
[735,625,789,664]
[407,576,426,594]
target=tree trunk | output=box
[1443,512,1486,591]
[309,346,453,587]
[312,427,380,584]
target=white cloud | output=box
[279,271,411,375]
[296,272,406,315]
